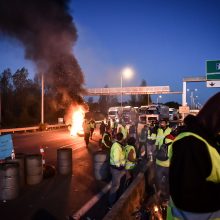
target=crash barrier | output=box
[0,121,102,135]
[0,162,20,200]
[6,153,25,187]
[0,124,67,134]
[57,148,72,175]
[93,151,110,181]
[26,154,43,185]
[103,163,147,220]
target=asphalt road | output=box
[0,128,109,220]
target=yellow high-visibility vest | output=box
[110,142,125,167]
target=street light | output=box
[120,67,134,107]
[187,88,197,109]
[157,95,162,104]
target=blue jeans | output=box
[108,167,126,207]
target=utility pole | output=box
[41,73,44,124]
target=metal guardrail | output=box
[0,124,67,134]
[0,121,102,135]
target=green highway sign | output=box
[206,60,220,80]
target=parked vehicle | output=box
[121,106,138,125]
[138,104,169,124]
[108,106,123,122]
[169,108,179,121]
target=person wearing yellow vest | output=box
[155,119,172,201]
[108,132,126,209]
[119,123,128,143]
[168,92,220,220]
[124,137,137,187]
[101,127,112,152]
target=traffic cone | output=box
[39,146,46,166]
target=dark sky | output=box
[0,0,219,105]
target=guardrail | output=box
[0,124,68,134]
[0,121,103,135]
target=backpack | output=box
[155,138,169,161]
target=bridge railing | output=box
[0,124,68,134]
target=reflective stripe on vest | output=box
[110,142,125,167]
[168,198,220,220]
[170,132,220,183]
[124,145,136,170]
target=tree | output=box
[137,79,152,106]
[164,101,180,109]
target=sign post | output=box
[206,60,220,88]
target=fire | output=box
[65,104,86,136]
[70,105,85,136]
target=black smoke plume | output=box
[0,0,85,107]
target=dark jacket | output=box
[170,113,220,213]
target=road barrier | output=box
[0,124,68,134]
[0,162,20,200]
[57,148,72,175]
[26,154,43,185]
[6,153,25,187]
[93,151,110,181]
[103,163,147,220]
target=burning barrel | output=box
[57,148,72,175]
[93,151,110,181]
[26,154,43,185]
[0,162,20,200]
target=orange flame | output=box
[65,103,86,136]
[70,105,85,136]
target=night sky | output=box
[0,0,219,105]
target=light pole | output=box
[157,95,162,104]
[120,67,134,107]
[187,88,197,109]
[41,73,44,124]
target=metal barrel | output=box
[6,153,25,187]
[25,154,43,185]
[93,151,110,181]
[57,148,72,175]
[0,162,20,200]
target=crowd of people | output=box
[82,92,220,219]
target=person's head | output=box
[127,137,136,146]
[116,132,124,142]
[160,119,168,129]
[193,92,220,138]
[149,122,154,128]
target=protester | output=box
[82,118,90,148]
[108,132,126,209]
[89,118,96,140]
[124,137,137,187]
[147,122,157,158]
[155,119,172,201]
[101,127,113,153]
[129,123,137,139]
[111,118,118,138]
[138,124,148,158]
[119,122,128,144]
[168,92,220,219]
[99,121,106,137]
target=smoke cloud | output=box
[0,0,85,106]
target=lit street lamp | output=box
[120,67,134,107]
[187,88,197,109]
[157,95,162,104]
